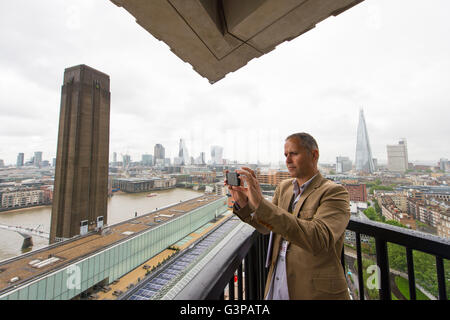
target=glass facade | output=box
[355,109,375,173]
[0,197,227,300]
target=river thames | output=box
[0,188,203,261]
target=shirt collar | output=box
[292,173,318,196]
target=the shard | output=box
[178,139,190,165]
[355,109,375,174]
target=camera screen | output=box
[226,172,240,186]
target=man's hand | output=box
[225,170,248,208]
[234,167,263,211]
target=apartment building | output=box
[380,195,416,229]
[256,170,291,186]
[1,189,47,209]
[342,184,367,202]
[437,209,450,239]
[418,205,440,228]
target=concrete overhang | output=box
[111,0,364,83]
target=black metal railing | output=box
[182,216,449,300]
[346,216,449,300]
[205,227,270,300]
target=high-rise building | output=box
[387,139,408,172]
[211,145,223,165]
[439,158,448,172]
[154,144,165,165]
[178,139,189,165]
[123,154,131,168]
[336,156,352,173]
[41,160,50,167]
[355,109,375,174]
[195,152,206,165]
[112,152,117,164]
[34,151,43,167]
[50,65,110,243]
[0,159,4,168]
[142,154,153,166]
[174,157,183,166]
[16,153,24,167]
[372,158,378,171]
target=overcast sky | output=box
[0,0,449,167]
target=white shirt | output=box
[265,174,317,300]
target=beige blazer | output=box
[234,173,351,300]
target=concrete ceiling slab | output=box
[111,0,364,83]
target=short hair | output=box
[285,132,319,152]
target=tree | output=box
[364,207,381,222]
[373,200,382,215]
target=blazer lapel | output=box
[293,173,324,217]
[280,180,294,210]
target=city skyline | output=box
[1,0,449,166]
[1,139,443,168]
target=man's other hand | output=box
[224,170,248,208]
[235,167,263,211]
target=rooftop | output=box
[0,194,223,293]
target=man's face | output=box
[284,137,318,179]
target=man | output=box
[227,133,350,300]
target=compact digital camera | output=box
[226,171,241,186]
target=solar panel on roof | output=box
[164,269,179,275]
[170,264,185,270]
[173,261,189,268]
[123,216,240,300]
[146,283,163,290]
[153,278,168,285]
[159,273,175,280]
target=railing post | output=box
[228,276,235,300]
[405,247,416,300]
[436,256,447,300]
[244,256,251,300]
[246,239,258,300]
[238,263,243,300]
[257,234,265,299]
[355,232,365,300]
[375,238,391,300]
